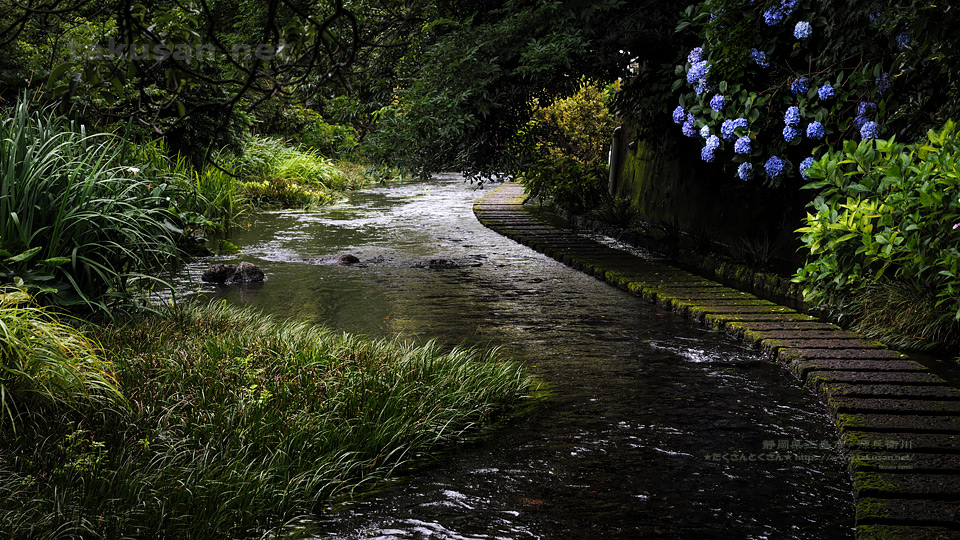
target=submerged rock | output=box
[336,254,361,265]
[201,262,265,283]
[201,263,236,283]
[233,261,265,282]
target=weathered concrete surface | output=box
[475,182,960,538]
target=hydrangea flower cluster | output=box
[806,121,825,139]
[673,105,686,124]
[688,47,704,64]
[682,114,698,137]
[701,146,716,162]
[734,136,751,154]
[721,117,749,140]
[763,0,798,26]
[738,162,753,181]
[790,77,809,94]
[709,94,726,111]
[701,134,720,162]
[799,157,815,179]
[794,21,812,39]
[876,73,891,95]
[750,48,769,68]
[860,121,879,140]
[817,84,835,100]
[896,32,912,50]
[700,125,711,139]
[784,106,801,126]
[687,60,710,85]
[783,125,799,142]
[765,155,785,178]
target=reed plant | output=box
[124,138,251,235]
[0,301,534,537]
[0,100,180,312]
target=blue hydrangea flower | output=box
[672,105,686,124]
[876,73,891,95]
[721,119,736,140]
[687,60,710,84]
[701,146,716,162]
[750,48,770,68]
[806,121,825,140]
[709,94,726,112]
[700,125,711,139]
[687,47,704,65]
[763,7,783,25]
[860,121,879,140]
[784,106,801,126]
[858,101,876,116]
[682,118,698,138]
[868,11,885,25]
[896,32,912,50]
[765,155,785,178]
[794,21,812,39]
[738,162,753,181]
[790,77,809,94]
[734,136,751,155]
[799,157,815,179]
[853,115,868,131]
[817,84,835,101]
[781,0,798,15]
[695,78,712,95]
[732,118,748,131]
[783,125,799,142]
[706,135,720,150]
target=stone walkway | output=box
[475,182,960,539]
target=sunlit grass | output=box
[0,301,535,537]
[0,290,125,431]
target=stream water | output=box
[172,175,854,539]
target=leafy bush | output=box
[0,100,181,312]
[794,120,960,351]
[520,81,614,211]
[0,290,124,429]
[259,104,358,158]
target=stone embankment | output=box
[475,182,960,539]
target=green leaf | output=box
[40,257,71,268]
[6,246,42,264]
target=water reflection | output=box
[171,175,854,538]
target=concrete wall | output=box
[611,118,810,264]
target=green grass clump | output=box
[0,290,125,430]
[230,137,362,208]
[0,301,534,537]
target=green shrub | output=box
[794,120,960,352]
[0,100,181,313]
[520,81,614,211]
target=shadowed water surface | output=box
[172,175,854,539]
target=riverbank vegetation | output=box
[0,300,534,537]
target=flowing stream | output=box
[172,175,854,539]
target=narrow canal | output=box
[174,175,854,538]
